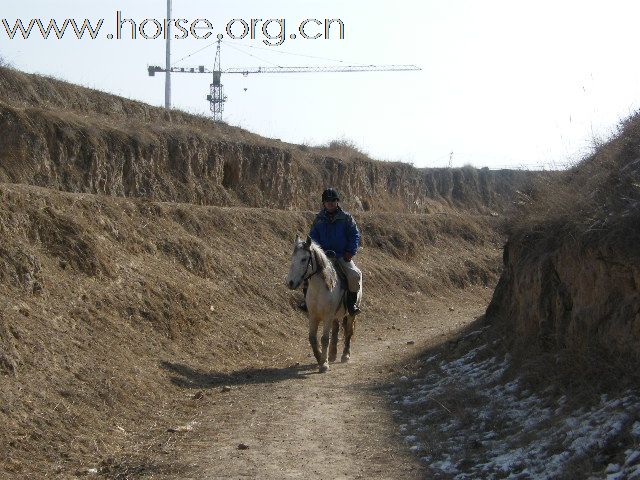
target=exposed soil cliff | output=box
[487,112,640,364]
[0,66,534,214]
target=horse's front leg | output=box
[308,316,321,365]
[342,315,356,363]
[319,317,332,373]
[328,318,339,363]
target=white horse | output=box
[286,235,360,373]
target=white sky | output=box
[2,1,640,169]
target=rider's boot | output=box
[346,291,361,316]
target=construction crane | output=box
[148,39,421,121]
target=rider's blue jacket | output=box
[309,207,360,258]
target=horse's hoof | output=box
[328,355,337,363]
[341,355,350,363]
[319,363,329,373]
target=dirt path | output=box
[143,290,491,479]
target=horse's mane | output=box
[309,242,338,291]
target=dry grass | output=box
[0,182,503,478]
[511,342,640,402]
[311,137,371,160]
[486,110,640,371]
[507,110,640,259]
[0,66,267,148]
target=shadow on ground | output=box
[99,455,192,480]
[160,361,319,389]
[371,315,492,395]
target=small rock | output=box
[377,337,383,341]
[192,391,204,400]
[167,421,197,433]
[76,468,99,476]
[448,307,455,312]
[221,385,232,393]
[167,426,188,433]
[406,340,415,345]
[237,443,249,450]
[0,352,17,376]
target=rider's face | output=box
[323,200,338,213]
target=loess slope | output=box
[487,111,640,374]
[0,182,502,477]
[0,66,537,214]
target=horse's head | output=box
[286,234,313,290]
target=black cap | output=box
[322,188,340,202]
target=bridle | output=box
[301,248,321,283]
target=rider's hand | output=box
[343,252,353,262]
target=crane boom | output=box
[149,64,421,75]
[228,64,421,74]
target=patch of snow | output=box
[625,450,640,465]
[392,339,640,479]
[430,456,458,475]
[605,463,621,474]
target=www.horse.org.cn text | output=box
[1,13,346,46]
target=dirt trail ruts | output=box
[135,289,491,480]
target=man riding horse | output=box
[300,188,362,316]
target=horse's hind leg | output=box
[329,318,339,363]
[341,315,356,363]
[308,317,321,365]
